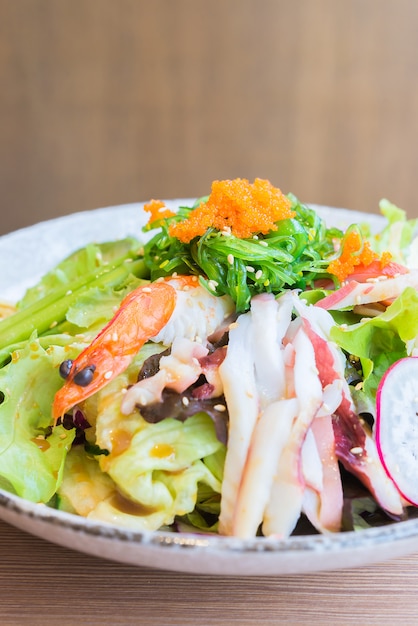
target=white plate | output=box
[1,201,417,576]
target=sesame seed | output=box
[259,240,268,247]
[350,446,363,455]
[245,265,255,273]
[214,404,226,412]
[208,279,218,291]
[255,270,263,280]
[104,370,113,380]
[142,286,152,293]
[182,397,190,406]
[227,254,234,265]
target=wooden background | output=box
[1,0,418,236]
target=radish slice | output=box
[376,356,418,505]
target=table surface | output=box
[1,518,418,626]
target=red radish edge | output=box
[375,356,418,506]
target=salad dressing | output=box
[31,436,50,452]
[110,490,159,517]
[150,443,175,459]
[109,429,132,457]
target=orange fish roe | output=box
[144,199,175,225]
[327,230,391,281]
[168,178,295,243]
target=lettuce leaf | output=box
[366,199,418,265]
[0,336,80,501]
[105,414,224,529]
[330,287,418,408]
[87,371,225,531]
[18,238,141,309]
[65,275,142,330]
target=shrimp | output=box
[52,276,234,421]
[52,281,176,421]
[150,275,234,346]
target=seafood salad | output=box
[1,177,418,539]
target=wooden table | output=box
[1,518,417,625]
[3,0,418,237]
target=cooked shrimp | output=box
[52,281,176,421]
[52,276,234,421]
[151,275,234,346]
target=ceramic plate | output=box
[1,201,417,576]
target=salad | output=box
[1,177,418,539]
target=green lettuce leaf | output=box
[65,275,142,330]
[366,199,418,265]
[106,414,223,529]
[0,336,80,501]
[330,287,418,408]
[18,238,141,309]
[85,370,226,531]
